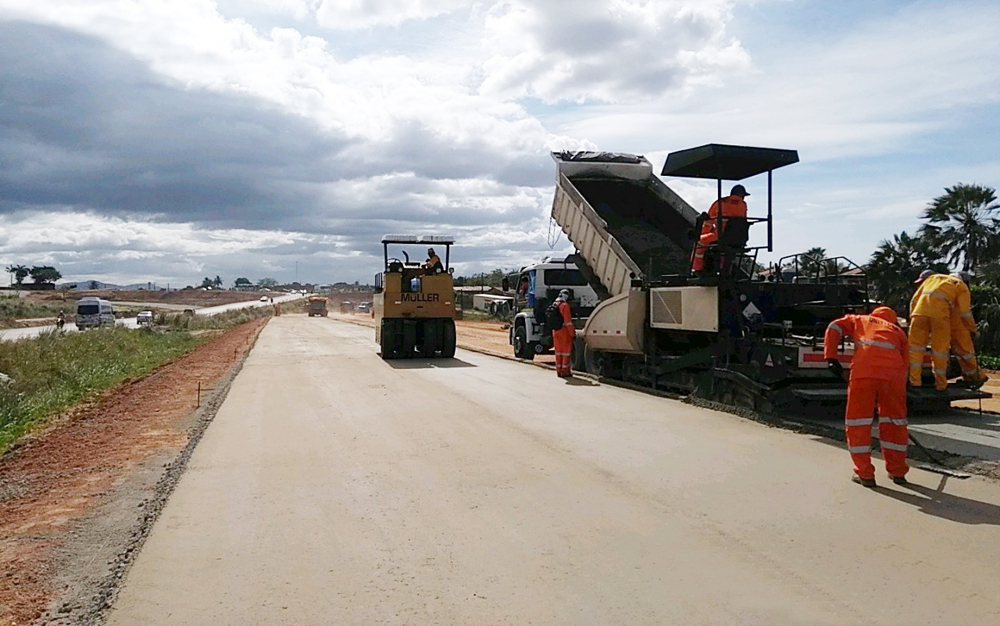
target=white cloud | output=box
[478,0,750,103]
[1,0,997,284]
[315,0,466,29]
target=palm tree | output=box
[799,247,827,276]
[867,231,948,314]
[5,264,29,289]
[919,183,1000,272]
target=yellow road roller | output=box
[373,235,456,359]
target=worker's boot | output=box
[891,476,908,486]
[851,475,877,489]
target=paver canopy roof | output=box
[661,144,799,180]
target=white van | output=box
[76,297,115,329]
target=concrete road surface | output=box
[108,317,1000,625]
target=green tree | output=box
[455,268,506,288]
[6,265,29,288]
[798,247,827,276]
[257,277,278,289]
[234,277,251,288]
[867,231,948,314]
[919,183,1000,272]
[200,277,214,289]
[89,280,100,290]
[214,275,223,288]
[29,266,61,284]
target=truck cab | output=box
[507,257,599,359]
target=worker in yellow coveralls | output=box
[909,270,975,391]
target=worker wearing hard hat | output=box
[948,271,989,388]
[909,270,976,391]
[691,184,749,274]
[825,306,909,488]
[552,289,575,378]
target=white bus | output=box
[76,297,115,329]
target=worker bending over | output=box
[909,270,981,391]
[691,184,749,274]
[552,289,575,378]
[825,306,909,488]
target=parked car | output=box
[260,296,269,302]
[357,302,371,313]
[137,310,154,327]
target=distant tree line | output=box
[4,265,62,287]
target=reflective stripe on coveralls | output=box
[552,300,575,377]
[823,309,909,480]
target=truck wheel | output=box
[583,345,603,376]
[513,326,533,359]
[441,320,456,358]
[380,320,395,359]
[571,337,586,372]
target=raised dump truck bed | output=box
[550,152,699,297]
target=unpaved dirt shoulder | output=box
[0,319,268,626]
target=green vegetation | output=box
[866,183,1000,355]
[0,296,70,324]
[155,303,284,330]
[0,305,278,453]
[0,327,200,452]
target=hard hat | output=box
[914,269,934,284]
[871,306,898,325]
[730,184,750,197]
[557,289,570,301]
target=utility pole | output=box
[295,261,298,285]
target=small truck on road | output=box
[307,296,328,317]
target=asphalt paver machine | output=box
[548,145,990,413]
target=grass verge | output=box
[155,303,285,330]
[0,296,71,325]
[0,303,286,454]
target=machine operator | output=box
[691,184,750,274]
[424,248,443,273]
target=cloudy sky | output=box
[1,0,998,286]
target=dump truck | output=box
[548,146,988,413]
[307,296,328,317]
[373,235,457,359]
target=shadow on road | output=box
[563,376,598,387]
[876,475,1000,526]
[384,358,477,369]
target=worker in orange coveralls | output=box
[552,289,575,378]
[909,270,978,391]
[825,306,909,488]
[690,184,749,274]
